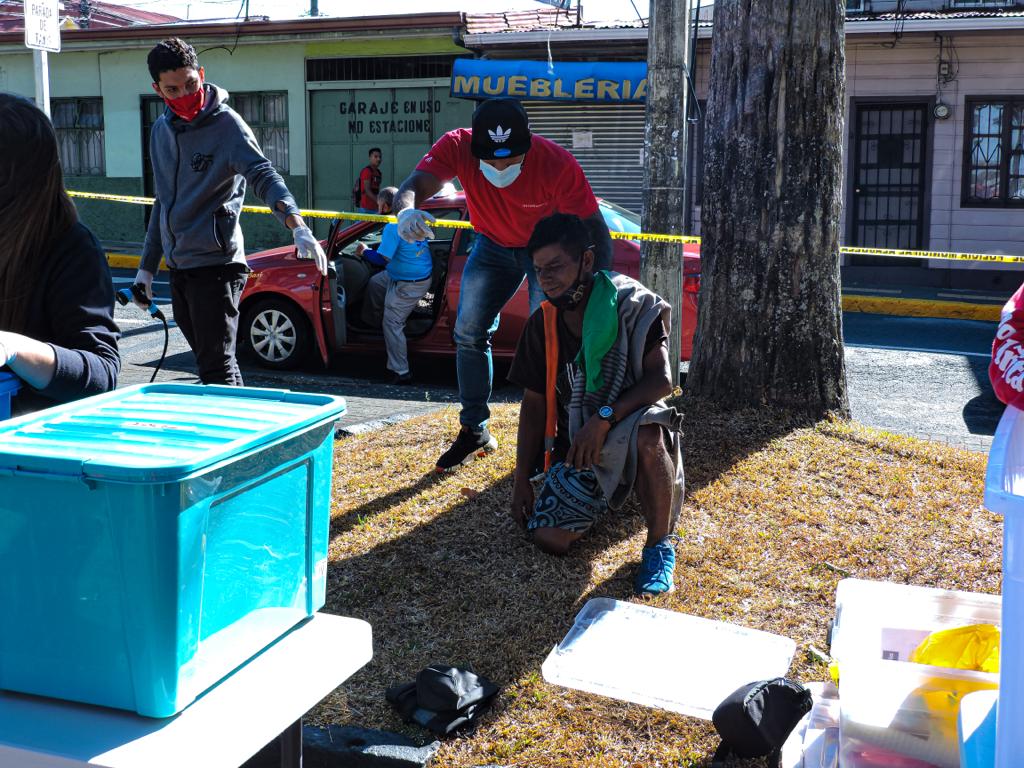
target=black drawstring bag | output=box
[386,665,499,737]
[710,677,812,766]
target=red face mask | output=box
[164,81,205,121]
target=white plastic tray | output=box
[541,598,796,719]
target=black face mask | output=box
[548,255,588,311]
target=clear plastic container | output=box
[840,657,997,768]
[782,681,840,768]
[541,597,796,719]
[831,579,1001,768]
[831,579,1001,668]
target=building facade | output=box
[0,11,472,249]
[463,2,1024,289]
[2,2,1022,290]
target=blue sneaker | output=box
[635,537,676,596]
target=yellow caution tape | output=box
[839,245,1024,264]
[67,190,471,229]
[68,190,697,242]
[68,190,1022,262]
[616,231,702,244]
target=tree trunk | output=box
[687,0,850,417]
[641,0,690,387]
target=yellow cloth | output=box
[909,624,1000,673]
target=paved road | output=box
[113,269,1003,449]
[843,313,1001,451]
[113,270,476,433]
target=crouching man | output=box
[507,213,685,596]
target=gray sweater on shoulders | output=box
[140,83,300,273]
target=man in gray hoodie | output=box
[133,38,326,385]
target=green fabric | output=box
[577,271,619,393]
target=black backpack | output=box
[710,678,812,766]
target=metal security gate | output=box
[523,101,646,213]
[850,102,929,263]
[309,85,473,219]
[140,95,165,230]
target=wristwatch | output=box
[598,405,617,425]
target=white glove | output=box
[293,225,328,276]
[132,269,155,308]
[396,208,436,243]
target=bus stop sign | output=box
[25,0,60,53]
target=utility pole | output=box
[641,0,690,387]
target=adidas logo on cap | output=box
[488,125,512,144]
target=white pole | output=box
[33,48,50,118]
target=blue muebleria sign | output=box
[451,59,648,103]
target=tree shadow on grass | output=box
[320,462,686,735]
[323,472,585,715]
[330,472,444,538]
[317,399,823,764]
[677,392,820,497]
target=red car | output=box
[238,191,700,370]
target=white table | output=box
[0,613,373,768]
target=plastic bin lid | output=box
[0,383,346,482]
[541,598,796,720]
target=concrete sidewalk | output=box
[842,285,1007,322]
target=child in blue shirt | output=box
[358,187,433,384]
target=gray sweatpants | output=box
[361,271,431,375]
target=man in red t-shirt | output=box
[357,147,382,213]
[394,98,612,472]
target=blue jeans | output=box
[455,234,544,431]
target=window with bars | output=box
[231,92,290,173]
[52,98,104,176]
[306,55,461,83]
[963,97,1024,207]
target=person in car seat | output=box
[394,98,613,472]
[357,187,432,385]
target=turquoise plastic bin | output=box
[0,383,346,718]
[0,372,20,420]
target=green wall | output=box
[67,176,146,245]
[67,174,307,252]
[0,33,460,251]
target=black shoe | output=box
[435,427,498,473]
[389,371,414,385]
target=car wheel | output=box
[241,298,311,370]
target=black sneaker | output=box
[435,427,498,473]
[389,371,414,385]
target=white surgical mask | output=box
[479,159,522,188]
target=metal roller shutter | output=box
[523,101,646,213]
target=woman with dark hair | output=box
[0,93,119,415]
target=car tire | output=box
[241,298,312,370]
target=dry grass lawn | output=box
[312,397,1001,767]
